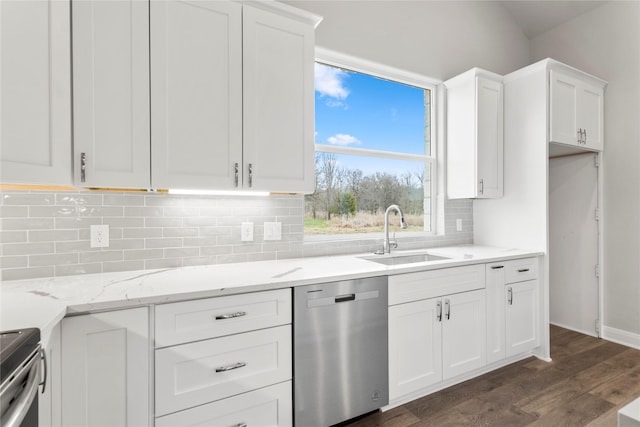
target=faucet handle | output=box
[390,232,399,249]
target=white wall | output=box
[285,1,530,80]
[530,2,640,336]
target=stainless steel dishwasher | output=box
[294,276,388,427]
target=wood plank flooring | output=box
[346,326,640,426]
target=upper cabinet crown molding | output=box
[0,0,72,186]
[237,0,323,28]
[445,68,504,200]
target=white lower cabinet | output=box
[155,381,292,427]
[506,280,539,356]
[486,258,540,363]
[60,307,150,427]
[389,265,487,402]
[154,289,293,424]
[155,325,292,416]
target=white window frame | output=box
[313,47,440,235]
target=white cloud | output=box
[327,134,361,146]
[315,63,350,100]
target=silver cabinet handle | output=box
[577,129,582,144]
[234,423,247,427]
[444,299,451,320]
[479,179,484,195]
[436,300,442,322]
[517,268,530,273]
[40,347,47,394]
[508,287,513,305]
[80,152,87,183]
[234,162,239,187]
[214,311,246,320]
[248,163,253,188]
[215,362,246,373]
[491,265,504,270]
[584,129,587,143]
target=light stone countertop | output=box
[0,245,543,339]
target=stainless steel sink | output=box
[360,253,451,266]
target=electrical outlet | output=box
[90,224,109,248]
[241,222,254,242]
[264,222,282,241]
[456,219,463,232]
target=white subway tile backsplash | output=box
[30,253,78,267]
[0,190,472,281]
[3,242,55,256]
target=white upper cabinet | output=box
[151,0,242,190]
[72,0,151,188]
[549,67,605,151]
[242,4,317,193]
[446,68,504,199]
[72,0,319,192]
[0,0,72,185]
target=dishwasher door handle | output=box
[307,290,379,308]
[335,294,356,303]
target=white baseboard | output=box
[602,326,640,350]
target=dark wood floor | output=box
[347,325,640,426]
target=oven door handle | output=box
[0,354,40,427]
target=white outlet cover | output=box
[264,222,282,241]
[90,224,110,248]
[241,222,254,242]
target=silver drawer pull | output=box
[214,311,247,320]
[517,268,530,273]
[215,362,246,373]
[491,265,504,270]
[234,423,247,427]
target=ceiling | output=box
[499,1,608,39]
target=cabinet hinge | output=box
[595,264,600,278]
[595,208,600,221]
[594,155,600,168]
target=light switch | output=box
[264,222,282,241]
[241,222,254,241]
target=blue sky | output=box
[314,63,427,166]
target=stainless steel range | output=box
[0,328,42,427]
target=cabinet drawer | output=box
[504,258,538,283]
[155,381,292,427]
[155,288,291,347]
[389,265,485,305]
[155,325,292,416]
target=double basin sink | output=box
[359,251,452,266]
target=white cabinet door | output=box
[549,69,604,151]
[577,83,604,151]
[485,263,506,364]
[150,0,242,190]
[0,0,72,185]
[476,77,504,198]
[446,69,503,199]
[442,289,487,379]
[506,280,539,357]
[242,4,316,193]
[72,0,150,188]
[389,298,442,400]
[155,381,292,427]
[61,308,150,427]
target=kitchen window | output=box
[306,49,438,236]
